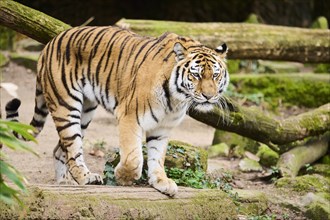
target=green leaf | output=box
[0,160,27,191]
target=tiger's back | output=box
[39,27,196,115]
[7,26,229,196]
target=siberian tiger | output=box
[6,26,229,196]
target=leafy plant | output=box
[270,166,280,182]
[304,163,314,173]
[0,120,38,206]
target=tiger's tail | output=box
[5,80,49,140]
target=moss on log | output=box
[0,185,239,219]
[116,19,330,63]
[0,0,71,44]
[230,74,330,108]
[1,0,329,62]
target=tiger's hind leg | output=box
[53,98,98,185]
[51,101,102,185]
[53,141,76,184]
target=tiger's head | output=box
[170,42,229,112]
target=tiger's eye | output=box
[191,72,200,79]
[213,72,220,78]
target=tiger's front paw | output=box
[149,175,178,197]
[115,163,142,186]
[84,172,103,185]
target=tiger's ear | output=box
[174,42,186,62]
[215,43,228,58]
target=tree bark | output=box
[116,19,330,63]
[277,134,329,177]
[188,101,330,152]
[0,0,329,63]
[0,0,71,44]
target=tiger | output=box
[5,26,229,196]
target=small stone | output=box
[256,144,279,167]
[244,151,260,162]
[207,143,230,158]
[239,158,263,172]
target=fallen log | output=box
[277,134,329,177]
[0,185,239,219]
[116,19,330,63]
[1,0,329,63]
[188,101,330,152]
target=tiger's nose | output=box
[202,93,213,100]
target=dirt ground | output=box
[1,62,216,185]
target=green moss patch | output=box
[275,174,330,193]
[229,74,330,108]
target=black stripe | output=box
[81,121,91,130]
[56,122,80,133]
[34,106,48,117]
[82,27,98,50]
[61,60,83,104]
[148,100,159,123]
[163,51,174,62]
[53,116,70,122]
[135,98,140,126]
[30,118,45,127]
[103,29,125,72]
[135,35,168,71]
[68,114,81,119]
[105,63,114,104]
[162,79,172,111]
[84,105,98,113]
[6,112,19,118]
[146,136,161,143]
[62,133,82,141]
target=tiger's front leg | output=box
[115,118,144,185]
[146,129,178,196]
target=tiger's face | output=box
[172,42,229,112]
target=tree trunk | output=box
[277,134,329,177]
[1,0,329,63]
[188,101,330,152]
[116,19,330,63]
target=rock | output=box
[10,53,39,72]
[103,140,208,186]
[232,145,245,158]
[244,151,260,162]
[15,38,44,52]
[320,155,330,165]
[258,60,301,73]
[239,158,263,172]
[256,144,279,167]
[0,52,9,67]
[207,143,230,158]
[0,26,15,50]
[303,192,330,220]
[275,174,330,193]
[212,130,259,154]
